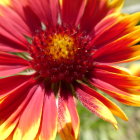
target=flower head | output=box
[0,0,140,139]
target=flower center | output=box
[29,27,93,82]
[45,34,77,60]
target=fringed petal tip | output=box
[76,84,119,128]
[77,82,129,121]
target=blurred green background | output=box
[124,0,140,13]
[56,0,140,140]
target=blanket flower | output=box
[0,0,140,139]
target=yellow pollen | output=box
[45,34,77,60]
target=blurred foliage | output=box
[123,0,140,13]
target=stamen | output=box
[45,34,77,60]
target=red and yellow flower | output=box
[0,0,140,139]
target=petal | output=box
[39,89,57,140]
[58,86,80,140]
[92,26,140,63]
[0,26,27,51]
[91,13,140,48]
[1,0,41,34]
[60,0,86,26]
[77,83,128,121]
[13,84,44,140]
[80,0,108,32]
[9,0,41,34]
[0,75,33,96]
[91,65,140,95]
[80,0,122,33]
[108,0,124,12]
[92,68,140,89]
[0,5,32,48]
[0,4,31,36]
[0,1,41,51]
[0,35,27,52]
[0,65,29,77]
[0,77,35,119]
[95,64,131,75]
[0,84,37,140]
[76,85,118,128]
[28,0,59,27]
[94,45,140,63]
[0,119,19,140]
[91,78,140,106]
[93,13,120,37]
[0,52,29,77]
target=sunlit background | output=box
[57,0,140,140]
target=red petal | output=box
[95,64,130,75]
[0,66,29,77]
[0,35,27,52]
[28,0,59,27]
[0,25,27,50]
[0,5,31,35]
[92,68,140,89]
[0,1,41,51]
[76,85,118,128]
[91,65,140,95]
[94,44,140,63]
[13,84,44,140]
[0,77,35,120]
[0,84,37,140]
[80,0,111,33]
[91,78,140,106]
[60,0,86,26]
[91,13,140,48]
[92,24,140,63]
[10,0,41,33]
[93,14,118,37]
[77,83,128,121]
[0,5,32,48]
[39,89,57,140]
[58,86,79,140]
[0,52,29,76]
[0,75,33,95]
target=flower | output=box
[0,0,140,139]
